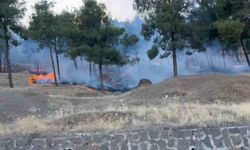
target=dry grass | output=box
[104,102,250,126]
[71,118,129,132]
[1,102,250,136]
[0,115,129,136]
[0,116,51,136]
[140,103,250,126]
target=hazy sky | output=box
[22,0,137,25]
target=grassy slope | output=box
[0,72,250,136]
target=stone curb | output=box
[0,126,250,150]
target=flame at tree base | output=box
[28,72,56,85]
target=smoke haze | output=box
[11,18,250,90]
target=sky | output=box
[22,0,137,26]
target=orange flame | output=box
[28,73,56,85]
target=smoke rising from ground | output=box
[10,18,250,90]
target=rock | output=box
[138,79,153,87]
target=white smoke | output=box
[11,18,250,90]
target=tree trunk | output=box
[55,51,61,79]
[80,56,84,66]
[3,29,14,88]
[135,48,140,65]
[171,32,178,77]
[54,41,61,79]
[3,55,6,72]
[234,48,241,62]
[206,55,212,70]
[172,48,178,77]
[89,62,92,79]
[73,58,78,71]
[4,38,14,87]
[49,48,58,86]
[0,50,2,73]
[240,38,250,68]
[35,59,39,72]
[221,48,227,70]
[185,55,190,69]
[98,63,104,91]
[93,63,97,77]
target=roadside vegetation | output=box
[1,102,250,136]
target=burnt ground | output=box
[0,71,250,136]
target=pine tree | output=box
[134,0,200,77]
[214,0,250,68]
[0,0,26,87]
[27,0,59,86]
[64,0,127,90]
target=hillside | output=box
[0,72,250,137]
[125,74,250,104]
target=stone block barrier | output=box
[0,126,250,149]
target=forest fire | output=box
[28,71,56,85]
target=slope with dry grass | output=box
[125,74,250,104]
[1,102,250,137]
[0,72,250,137]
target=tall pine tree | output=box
[0,0,26,87]
[27,0,59,86]
[134,0,201,77]
[64,0,127,90]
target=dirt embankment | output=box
[125,74,250,104]
[0,90,53,123]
